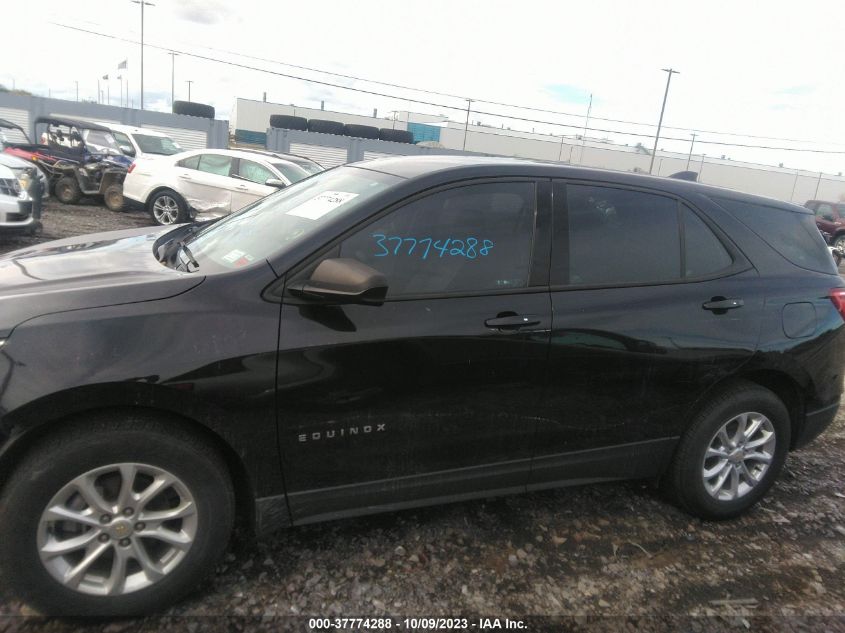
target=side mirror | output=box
[824,214,836,222]
[119,144,136,157]
[289,258,388,305]
[265,178,287,188]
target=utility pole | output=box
[648,68,680,174]
[186,80,193,102]
[97,78,101,104]
[75,81,79,102]
[577,94,593,165]
[131,0,155,110]
[685,132,697,170]
[117,75,124,107]
[462,98,473,151]
[169,52,177,107]
[814,171,824,198]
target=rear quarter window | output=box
[712,197,836,274]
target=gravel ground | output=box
[0,201,844,632]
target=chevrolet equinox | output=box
[0,156,842,615]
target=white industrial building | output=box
[231,97,845,205]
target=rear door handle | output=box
[236,185,249,190]
[702,297,744,311]
[484,314,542,329]
[178,173,193,181]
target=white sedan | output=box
[123,148,323,225]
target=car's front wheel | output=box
[0,414,235,616]
[149,190,188,226]
[664,381,790,520]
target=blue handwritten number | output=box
[449,239,466,257]
[403,237,417,255]
[419,237,433,259]
[480,239,494,256]
[373,233,389,257]
[388,236,403,255]
[465,237,478,259]
[433,239,451,258]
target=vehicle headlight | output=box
[16,172,31,199]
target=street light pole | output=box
[685,132,697,170]
[186,80,193,102]
[169,52,178,107]
[75,81,79,102]
[577,93,593,165]
[648,68,680,175]
[131,0,155,110]
[462,98,473,151]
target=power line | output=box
[117,25,845,146]
[49,22,845,156]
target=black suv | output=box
[0,156,842,615]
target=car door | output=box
[231,158,276,211]
[529,181,763,488]
[177,153,233,215]
[276,179,552,522]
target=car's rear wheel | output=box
[54,176,81,204]
[0,415,234,616]
[834,234,845,251]
[149,190,188,225]
[664,381,790,519]
[104,183,125,212]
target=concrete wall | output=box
[0,93,228,150]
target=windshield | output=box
[287,158,323,175]
[134,133,183,155]
[272,162,309,184]
[185,166,399,270]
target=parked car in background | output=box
[0,153,49,200]
[805,199,845,250]
[0,161,40,234]
[0,156,842,616]
[123,148,323,225]
[96,122,184,160]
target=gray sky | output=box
[5,0,845,173]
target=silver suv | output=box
[0,162,40,235]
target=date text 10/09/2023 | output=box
[372,235,495,260]
[308,618,526,630]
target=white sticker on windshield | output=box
[286,191,359,220]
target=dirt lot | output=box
[0,201,844,632]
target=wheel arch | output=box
[145,185,187,211]
[0,405,257,534]
[694,369,807,450]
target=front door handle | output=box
[484,314,542,329]
[702,297,744,311]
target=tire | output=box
[664,380,790,520]
[834,234,845,251]
[104,183,124,212]
[148,189,189,226]
[343,124,380,139]
[378,128,414,144]
[172,101,215,119]
[54,176,81,205]
[0,414,235,616]
[307,119,345,135]
[269,114,307,131]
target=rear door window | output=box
[197,154,233,177]
[682,206,733,277]
[713,197,835,274]
[553,184,681,285]
[177,155,200,169]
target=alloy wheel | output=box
[701,412,776,501]
[37,463,197,596]
[152,196,180,224]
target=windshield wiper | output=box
[178,240,199,271]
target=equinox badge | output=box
[298,423,387,443]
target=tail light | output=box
[829,288,845,321]
[127,162,136,174]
